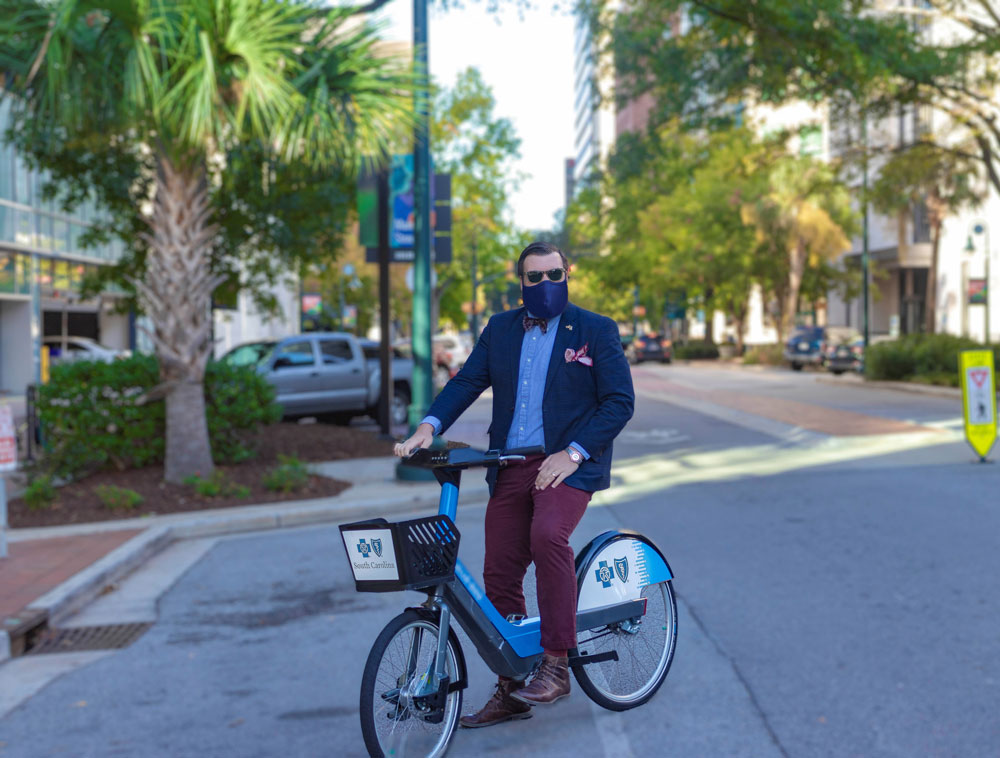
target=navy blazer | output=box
[426,303,635,495]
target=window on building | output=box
[912,199,932,243]
[798,126,823,157]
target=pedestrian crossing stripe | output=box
[959,350,997,460]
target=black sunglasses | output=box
[523,268,566,284]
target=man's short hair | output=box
[516,241,569,278]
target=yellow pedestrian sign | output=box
[959,350,997,460]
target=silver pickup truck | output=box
[220,332,412,425]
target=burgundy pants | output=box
[483,456,592,651]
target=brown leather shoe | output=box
[510,654,571,705]
[459,677,533,728]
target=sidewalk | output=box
[0,456,490,663]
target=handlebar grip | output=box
[502,445,546,457]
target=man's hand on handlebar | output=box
[394,422,435,458]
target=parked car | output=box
[824,335,864,375]
[626,333,672,364]
[220,332,412,425]
[783,326,826,371]
[43,336,131,364]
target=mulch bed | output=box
[8,421,395,529]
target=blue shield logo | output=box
[594,560,614,589]
[357,539,371,558]
[614,556,629,584]
[372,538,383,558]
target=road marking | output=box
[619,428,691,445]
[589,698,636,758]
[592,429,963,508]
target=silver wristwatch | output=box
[566,447,583,464]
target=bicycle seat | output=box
[404,445,545,469]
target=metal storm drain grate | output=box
[25,623,152,655]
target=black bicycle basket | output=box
[339,514,461,592]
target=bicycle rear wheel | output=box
[360,609,463,758]
[573,579,678,711]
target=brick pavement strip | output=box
[0,457,486,664]
[0,531,141,620]
[632,374,936,436]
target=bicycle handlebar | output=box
[403,445,545,470]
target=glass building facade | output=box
[0,95,129,396]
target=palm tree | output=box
[0,0,413,482]
[742,157,855,342]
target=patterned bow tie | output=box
[523,315,548,334]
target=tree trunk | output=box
[134,157,223,484]
[785,240,807,336]
[925,189,944,335]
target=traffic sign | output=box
[959,350,997,460]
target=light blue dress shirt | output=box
[422,313,589,459]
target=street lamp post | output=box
[861,109,871,350]
[965,220,992,344]
[410,0,433,428]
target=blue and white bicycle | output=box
[340,445,678,758]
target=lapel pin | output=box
[566,325,573,330]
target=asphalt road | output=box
[1,363,998,758]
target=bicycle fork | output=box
[389,586,457,724]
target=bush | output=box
[24,474,56,510]
[94,484,144,510]
[675,341,720,360]
[37,356,281,480]
[183,470,251,499]
[865,334,1000,385]
[742,344,784,366]
[262,454,310,493]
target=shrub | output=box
[742,344,784,366]
[865,334,1000,387]
[865,334,999,385]
[183,470,251,499]
[675,341,720,360]
[24,474,56,510]
[37,356,281,479]
[262,454,310,493]
[94,484,144,510]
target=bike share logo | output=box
[595,557,629,589]
[615,556,629,583]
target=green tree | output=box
[870,140,984,333]
[597,0,1000,197]
[742,156,856,341]
[0,1,413,482]
[431,68,523,331]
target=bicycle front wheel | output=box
[360,609,463,758]
[573,579,678,711]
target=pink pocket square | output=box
[565,343,593,366]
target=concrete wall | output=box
[99,309,130,351]
[0,299,32,394]
[212,279,299,359]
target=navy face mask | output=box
[522,279,569,320]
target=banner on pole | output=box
[959,349,997,460]
[0,404,16,472]
[359,158,451,263]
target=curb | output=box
[7,486,489,654]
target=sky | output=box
[371,0,577,233]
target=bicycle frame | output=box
[421,470,661,681]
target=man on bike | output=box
[395,240,635,727]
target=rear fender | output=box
[575,530,673,611]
